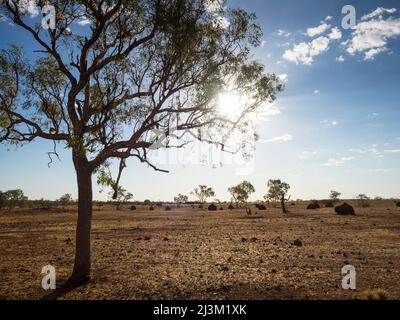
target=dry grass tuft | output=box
[355,289,390,300]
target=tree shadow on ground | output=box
[41,279,87,300]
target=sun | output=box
[217,91,248,119]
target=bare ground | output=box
[0,203,399,300]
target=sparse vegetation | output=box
[191,185,215,204]
[0,189,28,211]
[266,180,290,213]
[174,194,189,207]
[228,181,255,209]
[355,288,390,300]
[357,194,370,207]
[329,190,341,203]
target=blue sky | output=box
[1,0,400,201]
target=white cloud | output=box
[364,47,388,61]
[313,89,320,94]
[306,23,331,37]
[277,29,291,37]
[261,134,293,143]
[298,150,318,159]
[324,16,333,22]
[261,40,266,48]
[278,73,288,82]
[361,7,397,21]
[320,120,338,127]
[323,157,355,167]
[328,27,342,40]
[283,36,330,65]
[255,103,281,121]
[18,0,39,18]
[369,168,394,173]
[77,17,91,26]
[336,55,345,62]
[368,112,379,117]
[349,146,384,158]
[384,149,400,153]
[346,8,400,61]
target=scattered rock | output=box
[149,206,154,211]
[228,204,234,210]
[258,204,267,210]
[208,204,217,211]
[335,203,356,216]
[165,206,171,211]
[292,239,303,247]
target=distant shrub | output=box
[325,201,334,208]
[130,205,137,211]
[149,206,154,211]
[258,204,267,210]
[165,206,171,211]
[156,202,163,207]
[356,194,370,207]
[307,201,320,210]
[208,204,217,211]
[219,207,224,210]
[228,204,234,210]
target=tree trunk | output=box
[69,154,93,284]
[281,195,287,214]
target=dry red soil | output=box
[0,203,399,300]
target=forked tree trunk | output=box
[69,153,93,284]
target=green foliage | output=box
[357,194,370,207]
[174,194,189,205]
[329,190,341,202]
[191,185,215,203]
[0,0,282,180]
[265,179,290,202]
[228,180,255,206]
[0,189,28,210]
[58,193,73,206]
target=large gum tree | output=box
[0,0,282,284]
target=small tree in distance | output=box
[109,186,133,211]
[357,194,370,208]
[174,194,189,207]
[58,194,74,208]
[329,190,341,203]
[228,181,255,208]
[266,179,290,213]
[0,189,28,211]
[191,185,215,204]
